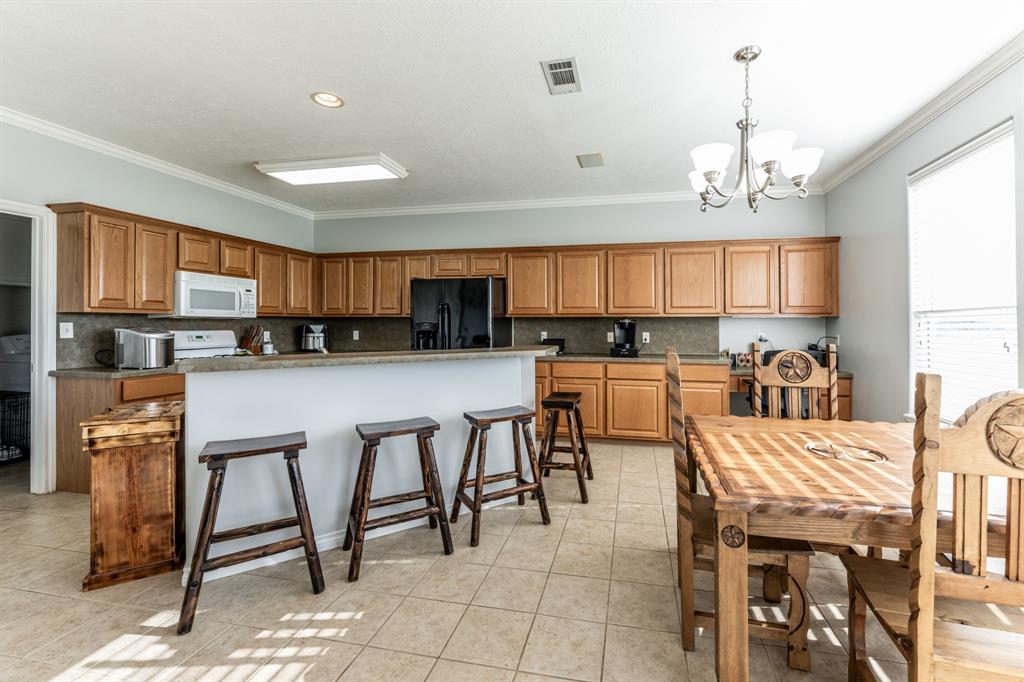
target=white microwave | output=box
[164,271,257,318]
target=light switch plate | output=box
[59,322,74,339]
[352,330,360,341]
[642,331,651,344]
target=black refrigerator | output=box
[410,277,512,350]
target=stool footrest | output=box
[364,506,441,531]
[202,537,306,572]
[550,445,576,454]
[464,471,519,487]
[210,516,299,543]
[480,482,538,505]
[369,490,430,509]
[541,462,580,471]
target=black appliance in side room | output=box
[409,277,512,350]
[610,318,639,358]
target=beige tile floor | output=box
[0,445,909,681]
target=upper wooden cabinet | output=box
[87,214,136,310]
[219,240,254,278]
[374,256,403,316]
[507,252,555,315]
[431,254,469,278]
[254,247,286,316]
[724,243,777,315]
[607,248,664,315]
[403,255,431,315]
[286,253,314,315]
[665,246,723,316]
[134,223,175,312]
[556,250,605,315]
[178,233,218,273]
[469,253,506,276]
[779,242,838,316]
[321,257,348,315]
[348,256,375,315]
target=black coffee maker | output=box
[610,318,639,358]
[413,322,439,350]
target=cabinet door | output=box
[556,250,605,315]
[779,242,837,315]
[507,252,555,315]
[403,255,431,315]
[606,379,665,439]
[347,256,374,315]
[375,256,403,316]
[535,377,550,429]
[607,248,664,315]
[681,384,728,416]
[665,246,723,315]
[134,223,175,311]
[469,253,506,276]
[178,233,219,273]
[725,244,777,314]
[254,248,286,315]
[286,253,314,315]
[321,257,348,315]
[88,214,135,309]
[551,377,604,436]
[431,254,469,277]
[220,240,254,278]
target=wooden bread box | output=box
[81,400,185,590]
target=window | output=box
[909,122,1019,423]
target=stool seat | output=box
[463,405,535,427]
[541,391,582,409]
[356,417,440,441]
[199,431,308,462]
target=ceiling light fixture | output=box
[310,91,344,108]
[255,154,408,185]
[689,46,823,213]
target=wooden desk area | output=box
[729,369,853,420]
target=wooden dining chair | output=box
[752,342,838,420]
[841,373,1024,681]
[667,348,816,671]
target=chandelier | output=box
[689,46,823,213]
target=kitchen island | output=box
[178,345,554,580]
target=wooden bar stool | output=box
[538,392,594,503]
[177,431,324,635]
[450,406,550,546]
[344,417,452,581]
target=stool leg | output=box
[348,444,378,582]
[511,421,525,506]
[542,409,560,478]
[565,409,588,504]
[574,405,594,481]
[470,427,489,547]
[177,462,226,635]
[416,438,438,529]
[285,452,325,594]
[522,420,550,525]
[450,427,478,524]
[343,444,370,552]
[421,434,454,555]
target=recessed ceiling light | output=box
[310,91,344,108]
[254,153,408,185]
[577,153,604,168]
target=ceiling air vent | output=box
[540,57,581,95]
[576,153,604,169]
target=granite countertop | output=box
[536,353,728,365]
[51,345,557,378]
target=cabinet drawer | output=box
[678,364,729,382]
[431,254,469,277]
[550,362,604,379]
[118,375,185,404]
[606,363,665,381]
[535,361,551,378]
[469,253,505,276]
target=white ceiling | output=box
[2,1,1022,215]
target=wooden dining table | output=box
[683,414,919,681]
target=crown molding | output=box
[0,107,315,220]
[820,32,1024,193]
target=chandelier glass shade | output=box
[690,46,823,213]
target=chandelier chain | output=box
[742,62,752,116]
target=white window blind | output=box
[909,124,1019,423]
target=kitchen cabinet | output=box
[219,240,254,278]
[606,379,666,439]
[665,246,723,315]
[178,233,218,273]
[469,252,506,276]
[779,242,838,316]
[254,247,286,315]
[347,256,375,315]
[89,214,136,309]
[321,257,348,315]
[431,254,469,277]
[403,255,431,315]
[535,361,551,429]
[556,250,605,315]
[286,253,314,315]
[507,252,555,315]
[680,364,731,416]
[374,256,403,316]
[551,377,604,436]
[607,248,664,315]
[134,223,176,312]
[817,376,853,420]
[725,244,777,314]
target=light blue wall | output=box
[0,122,314,250]
[825,62,1024,421]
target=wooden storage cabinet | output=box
[254,248,286,315]
[725,244,777,314]
[665,246,723,315]
[321,257,348,315]
[551,377,604,436]
[286,253,314,315]
[469,253,505,276]
[508,252,555,315]
[779,242,838,315]
[178,232,218,273]
[431,254,469,277]
[347,256,375,315]
[219,240,254,278]
[556,250,605,315]
[606,379,666,439]
[607,248,664,315]
[679,365,731,417]
[134,223,176,312]
[374,256,403,316]
[403,255,431,315]
[817,377,853,420]
[89,214,136,310]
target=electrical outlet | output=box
[352,330,360,341]
[540,331,548,341]
[642,331,651,344]
[606,331,614,343]
[59,322,74,339]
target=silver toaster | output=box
[114,328,175,370]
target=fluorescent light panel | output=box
[255,154,408,185]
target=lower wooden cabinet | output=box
[606,379,666,439]
[551,377,604,436]
[678,365,731,417]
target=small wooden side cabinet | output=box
[81,400,185,590]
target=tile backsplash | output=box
[512,317,718,355]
